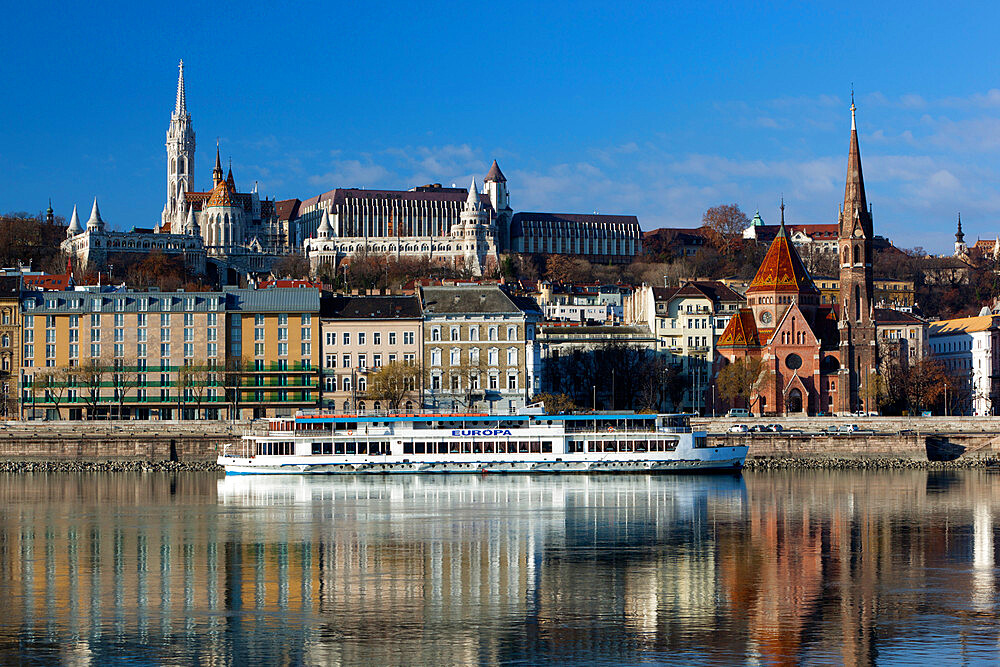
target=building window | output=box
[373,332,381,345]
[343,332,351,345]
[278,343,288,357]
[342,354,351,368]
[404,332,414,345]
[431,327,441,342]
[388,332,396,345]
[301,342,311,357]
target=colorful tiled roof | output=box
[206,179,235,208]
[746,225,819,295]
[717,308,761,348]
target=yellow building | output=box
[19,286,319,420]
[227,288,320,419]
[812,276,915,308]
[0,277,22,417]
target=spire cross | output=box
[850,84,857,131]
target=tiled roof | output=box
[206,180,235,208]
[421,285,526,315]
[224,288,320,313]
[322,295,421,319]
[874,308,925,325]
[484,160,506,183]
[717,308,761,348]
[929,315,998,335]
[275,199,301,221]
[22,274,72,291]
[746,225,819,295]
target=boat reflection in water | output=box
[1,470,1000,665]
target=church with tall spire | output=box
[714,98,926,416]
[156,60,285,269]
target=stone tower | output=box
[484,160,512,250]
[164,59,195,229]
[837,97,878,414]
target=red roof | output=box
[746,225,819,295]
[258,279,321,290]
[22,274,72,291]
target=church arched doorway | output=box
[787,388,803,413]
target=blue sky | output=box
[3,1,1000,254]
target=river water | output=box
[0,470,998,665]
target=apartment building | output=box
[419,285,541,413]
[0,277,21,417]
[226,288,320,418]
[625,280,744,413]
[21,287,229,420]
[320,295,423,413]
[928,315,1000,416]
[19,286,319,420]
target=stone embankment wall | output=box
[0,421,256,462]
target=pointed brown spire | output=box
[843,96,868,220]
[484,159,506,183]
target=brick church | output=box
[716,100,883,416]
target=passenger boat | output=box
[219,409,747,475]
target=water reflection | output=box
[0,470,998,665]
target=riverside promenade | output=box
[0,417,998,467]
[701,416,1000,464]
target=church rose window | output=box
[785,353,803,371]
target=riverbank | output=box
[743,456,1000,470]
[0,460,224,472]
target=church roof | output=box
[206,179,236,208]
[746,224,819,295]
[485,160,506,183]
[717,308,761,348]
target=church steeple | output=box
[174,59,188,117]
[165,59,195,229]
[842,94,870,235]
[213,142,223,186]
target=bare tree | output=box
[108,355,140,419]
[366,361,420,412]
[177,362,211,419]
[34,367,68,420]
[715,357,773,415]
[76,357,107,419]
[702,204,750,256]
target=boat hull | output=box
[218,452,747,475]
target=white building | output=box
[305,178,500,276]
[62,199,206,275]
[625,281,744,413]
[928,315,1000,416]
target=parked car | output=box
[768,424,784,432]
[750,424,772,433]
[841,424,861,433]
[827,425,841,433]
[727,408,750,418]
[728,424,750,434]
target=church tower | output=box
[164,59,195,229]
[954,214,967,257]
[484,160,512,250]
[837,96,877,413]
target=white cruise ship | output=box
[218,409,747,475]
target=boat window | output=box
[694,436,708,449]
[335,442,345,455]
[530,441,541,453]
[518,441,529,453]
[484,442,495,453]
[462,442,472,454]
[542,441,552,453]
[346,442,356,455]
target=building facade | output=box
[62,200,206,275]
[419,285,541,413]
[0,277,21,417]
[305,179,500,276]
[319,295,423,413]
[19,286,319,420]
[510,213,641,264]
[626,280,744,413]
[928,315,1000,416]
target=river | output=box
[0,470,997,665]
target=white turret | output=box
[186,205,199,235]
[316,208,333,239]
[87,198,105,234]
[66,205,82,238]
